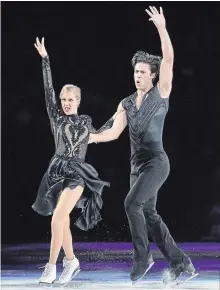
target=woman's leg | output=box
[62,216,75,260]
[49,186,83,264]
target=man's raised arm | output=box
[146,6,174,98]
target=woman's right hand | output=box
[34,37,47,58]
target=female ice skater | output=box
[89,6,198,287]
[32,37,114,286]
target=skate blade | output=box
[60,267,81,288]
[39,280,55,288]
[132,261,155,285]
[175,273,199,286]
[168,273,199,288]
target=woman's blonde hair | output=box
[60,84,81,105]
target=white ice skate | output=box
[59,256,81,286]
[39,263,56,286]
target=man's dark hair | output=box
[132,51,162,78]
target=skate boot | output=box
[163,255,199,287]
[39,263,56,286]
[58,256,80,286]
[130,254,154,283]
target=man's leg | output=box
[125,172,150,263]
[144,196,197,285]
[124,165,169,281]
[144,195,184,265]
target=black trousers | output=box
[124,153,185,265]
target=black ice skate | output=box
[163,257,199,288]
[130,254,154,283]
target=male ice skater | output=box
[89,6,198,286]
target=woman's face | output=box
[60,92,80,115]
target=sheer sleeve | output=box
[89,117,114,134]
[42,55,60,122]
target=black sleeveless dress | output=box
[32,56,113,231]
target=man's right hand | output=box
[88,133,96,144]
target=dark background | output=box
[2,2,220,244]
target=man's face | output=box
[134,62,154,90]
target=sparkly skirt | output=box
[32,154,110,231]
